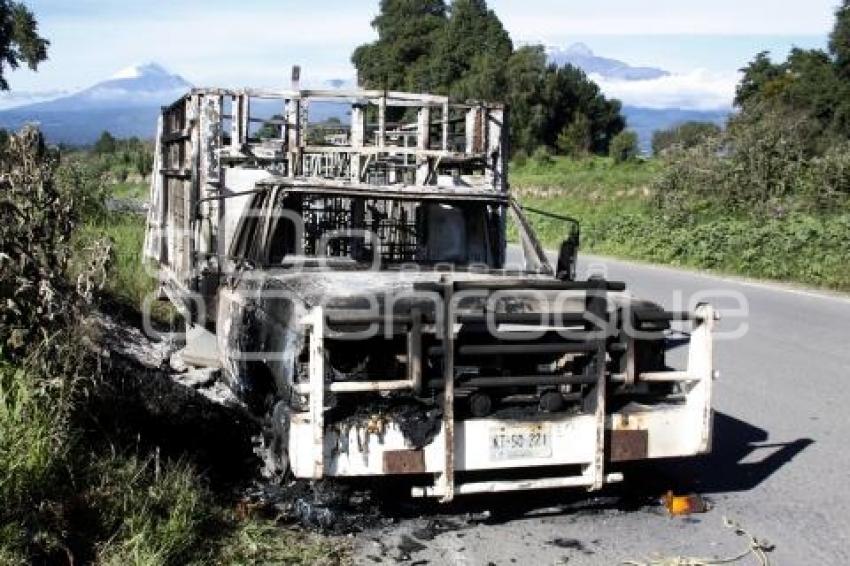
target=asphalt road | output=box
[354,254,850,565]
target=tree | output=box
[351,0,447,91]
[609,131,639,163]
[735,52,785,108]
[93,131,117,154]
[351,1,625,156]
[830,0,850,79]
[429,0,513,100]
[652,121,722,155]
[256,114,284,139]
[556,113,591,157]
[0,1,49,90]
[503,46,549,153]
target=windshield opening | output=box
[262,192,507,268]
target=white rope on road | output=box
[623,517,774,566]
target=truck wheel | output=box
[258,400,290,482]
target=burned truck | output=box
[143,85,716,501]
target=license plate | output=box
[489,424,552,461]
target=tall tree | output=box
[0,0,49,90]
[734,52,785,108]
[351,1,625,155]
[429,0,513,100]
[830,0,850,79]
[351,0,447,91]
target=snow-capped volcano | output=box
[109,62,172,80]
[0,62,193,143]
[37,63,191,111]
[547,43,669,81]
[100,63,190,92]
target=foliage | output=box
[504,48,624,155]
[351,1,625,155]
[256,114,284,140]
[651,121,721,155]
[213,520,349,566]
[654,109,850,217]
[609,130,639,163]
[511,154,659,195]
[351,0,448,92]
[0,127,344,563]
[91,454,213,565]
[94,131,119,154]
[0,0,49,90]
[429,0,513,100]
[556,113,591,157]
[0,127,108,367]
[735,1,850,149]
[512,149,528,168]
[87,134,154,181]
[514,156,850,291]
[0,362,70,515]
[531,145,553,166]
[831,0,850,80]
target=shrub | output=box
[609,130,639,163]
[556,113,592,157]
[531,145,554,166]
[652,108,850,216]
[652,121,722,155]
[512,149,528,168]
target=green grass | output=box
[2,143,347,564]
[0,363,70,515]
[74,214,177,323]
[512,156,850,291]
[213,521,349,566]
[111,182,148,201]
[512,155,661,197]
[1,343,348,565]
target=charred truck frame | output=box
[143,83,717,502]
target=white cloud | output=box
[592,70,739,111]
[0,89,69,110]
[491,0,836,36]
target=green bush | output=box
[652,121,722,155]
[531,145,554,166]
[0,126,343,564]
[556,113,592,157]
[654,108,850,216]
[609,130,639,163]
[514,148,850,291]
[512,149,528,168]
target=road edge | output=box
[575,252,850,304]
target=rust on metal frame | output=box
[608,429,649,462]
[383,450,426,474]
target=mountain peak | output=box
[547,43,669,81]
[565,42,594,57]
[110,63,172,80]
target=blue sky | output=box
[1,0,838,109]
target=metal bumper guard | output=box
[289,279,716,502]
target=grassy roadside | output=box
[1,135,349,565]
[512,156,850,291]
